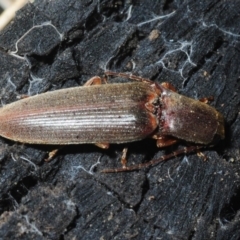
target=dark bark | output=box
[0,0,239,239]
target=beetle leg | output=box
[45,148,63,162]
[101,145,204,173]
[84,76,103,86]
[160,82,177,92]
[156,136,178,147]
[152,134,178,147]
[105,71,180,94]
[95,143,109,149]
[198,96,214,104]
[197,150,207,161]
[45,143,109,162]
[120,147,128,168]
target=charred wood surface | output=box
[0,0,239,239]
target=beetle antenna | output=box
[105,71,153,84]
[101,145,205,173]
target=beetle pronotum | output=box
[0,71,224,172]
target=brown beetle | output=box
[0,71,224,172]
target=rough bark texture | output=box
[0,0,239,239]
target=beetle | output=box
[0,71,224,172]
